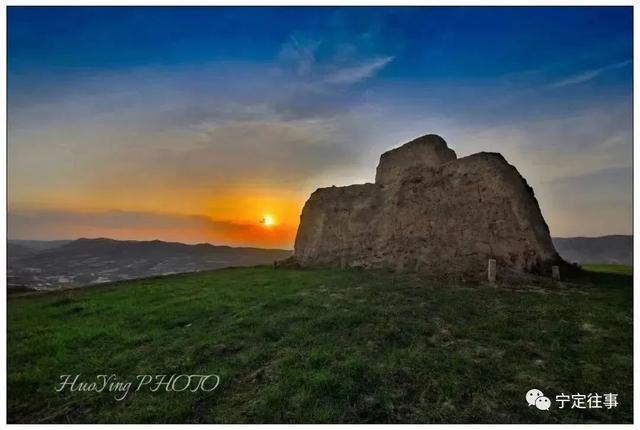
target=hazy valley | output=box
[6,235,631,292]
[8,238,292,291]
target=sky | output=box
[8,6,633,248]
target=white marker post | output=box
[552,265,560,281]
[488,259,497,283]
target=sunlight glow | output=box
[260,214,275,227]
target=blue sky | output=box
[8,7,633,244]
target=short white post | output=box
[552,265,560,281]
[487,259,496,283]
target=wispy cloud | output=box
[278,35,322,75]
[326,56,395,84]
[548,59,632,89]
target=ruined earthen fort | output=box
[292,134,564,280]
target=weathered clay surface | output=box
[375,134,457,185]
[294,134,563,280]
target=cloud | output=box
[325,56,395,84]
[548,59,632,89]
[278,35,322,75]
[174,117,358,186]
[276,18,397,86]
[448,103,632,182]
[7,62,368,212]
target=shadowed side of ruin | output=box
[293,134,565,281]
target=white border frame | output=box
[0,1,636,428]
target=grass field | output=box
[7,264,633,423]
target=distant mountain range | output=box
[7,235,631,292]
[8,238,292,291]
[552,235,632,266]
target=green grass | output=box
[582,264,633,276]
[8,265,633,423]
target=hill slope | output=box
[552,235,632,265]
[8,265,632,423]
[8,238,292,290]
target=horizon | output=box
[7,232,633,253]
[8,6,633,248]
[8,235,294,250]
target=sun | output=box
[260,214,275,227]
